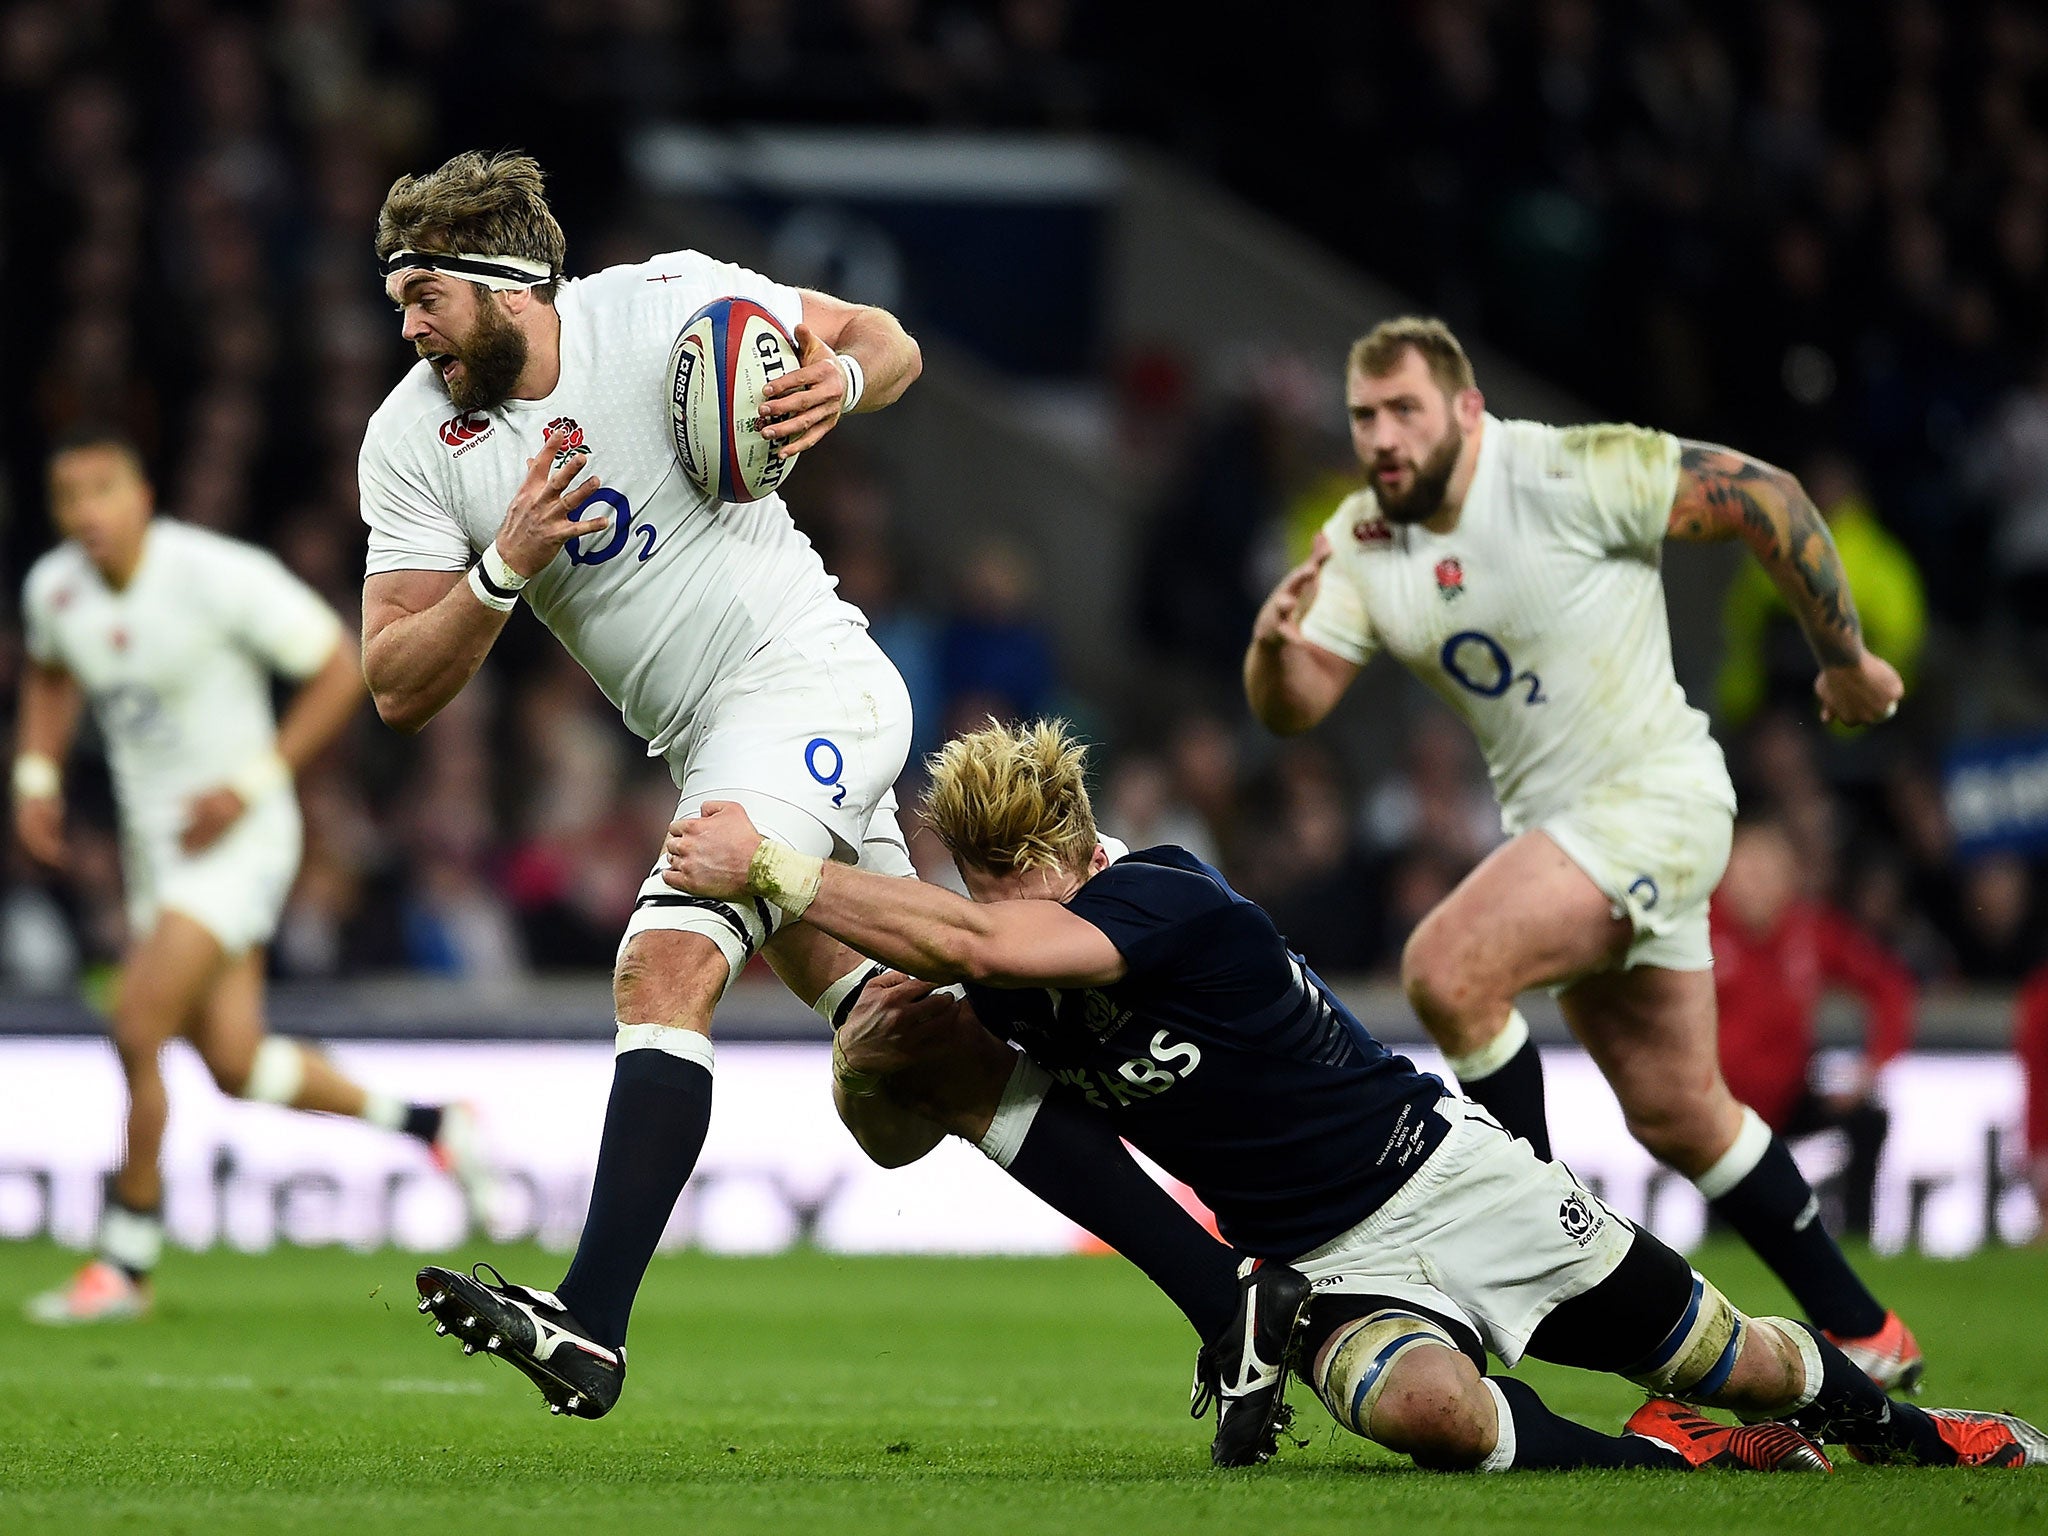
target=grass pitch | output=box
[1,1238,2044,1535]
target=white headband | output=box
[381,248,556,302]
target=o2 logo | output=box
[806,737,848,807]
[1440,630,1546,705]
[566,489,658,566]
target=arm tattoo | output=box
[1672,442,1862,667]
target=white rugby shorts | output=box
[122,787,303,957]
[1536,759,1735,972]
[625,620,916,966]
[1292,1097,1634,1367]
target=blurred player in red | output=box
[2013,967,2048,1237]
[1712,815,1915,1240]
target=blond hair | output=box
[924,719,1100,876]
[1347,316,1476,398]
[376,150,566,302]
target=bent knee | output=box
[1623,1093,1738,1168]
[1372,1353,1495,1469]
[614,930,730,1026]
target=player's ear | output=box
[1454,385,1485,429]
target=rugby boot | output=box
[1826,1309,1924,1394]
[1626,1398,1834,1471]
[1191,1258,1312,1467]
[417,1262,623,1418]
[1846,1409,2048,1468]
[24,1259,151,1326]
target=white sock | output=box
[976,1053,1053,1167]
[1693,1106,1773,1201]
[1445,1008,1531,1083]
[615,1021,717,1069]
[1478,1377,1516,1472]
[99,1201,163,1275]
[361,1092,406,1131]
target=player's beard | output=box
[432,296,528,411]
[1375,419,1464,524]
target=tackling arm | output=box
[661,803,1126,988]
[1667,442,1903,726]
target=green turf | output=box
[0,1238,2043,1535]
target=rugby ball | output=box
[668,296,801,504]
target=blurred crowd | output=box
[5,0,2048,1025]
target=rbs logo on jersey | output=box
[1053,1029,1203,1111]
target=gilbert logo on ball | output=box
[668,296,800,504]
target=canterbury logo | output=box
[439,411,492,448]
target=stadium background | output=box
[0,0,2044,1266]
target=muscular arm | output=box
[1668,442,1903,726]
[1242,535,1362,735]
[796,290,922,413]
[661,806,1126,987]
[13,659,81,866]
[361,567,511,733]
[756,291,923,459]
[361,429,604,733]
[1667,443,1861,667]
[799,861,1125,988]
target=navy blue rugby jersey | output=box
[963,846,1452,1258]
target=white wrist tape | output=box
[833,353,866,414]
[12,752,60,800]
[482,542,528,592]
[227,751,291,804]
[467,564,518,612]
[748,839,824,918]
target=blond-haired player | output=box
[15,429,489,1324]
[1241,317,1918,1388]
[663,717,2043,1472]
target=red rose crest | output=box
[1434,556,1465,601]
[544,417,585,450]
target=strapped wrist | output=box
[747,838,824,917]
[833,352,866,414]
[12,752,61,801]
[227,750,291,804]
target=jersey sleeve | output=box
[1064,863,1235,981]
[359,426,472,576]
[207,540,344,679]
[1296,498,1381,666]
[19,561,63,667]
[645,249,806,339]
[1552,423,1684,556]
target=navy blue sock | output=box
[555,1047,713,1349]
[1457,1039,1552,1160]
[1708,1136,1886,1338]
[1487,1376,1681,1469]
[401,1104,443,1144]
[1005,1089,1239,1340]
[1788,1323,1954,1464]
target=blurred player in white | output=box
[14,430,488,1324]
[357,150,939,1418]
[1244,318,1921,1389]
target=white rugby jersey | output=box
[21,520,342,839]
[1300,415,1734,834]
[358,250,864,757]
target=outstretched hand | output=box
[662,800,764,898]
[1250,532,1333,653]
[495,428,610,580]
